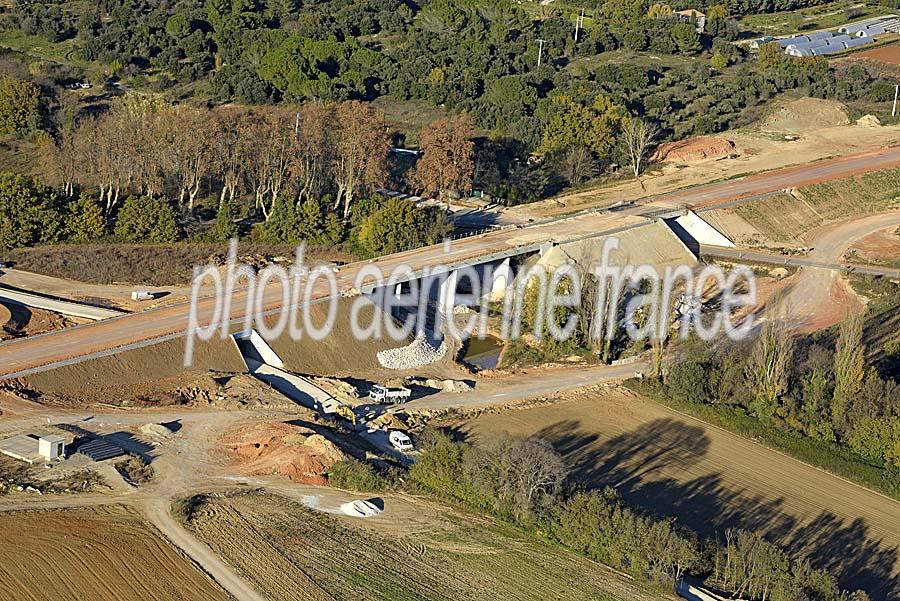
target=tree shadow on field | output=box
[535,418,900,600]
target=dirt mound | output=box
[759,97,849,133]
[652,136,735,163]
[222,421,347,485]
[856,114,882,127]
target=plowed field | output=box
[0,505,230,601]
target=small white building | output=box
[38,435,65,461]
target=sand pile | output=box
[856,114,882,127]
[140,423,176,439]
[652,136,735,163]
[759,97,849,132]
[340,499,383,518]
[222,421,347,485]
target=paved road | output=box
[3,146,900,379]
[0,285,125,320]
[700,245,900,279]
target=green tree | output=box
[113,196,180,243]
[758,42,784,71]
[710,52,728,70]
[671,22,701,55]
[0,172,63,251]
[66,194,106,242]
[257,199,301,244]
[0,76,44,137]
[538,95,629,160]
[214,197,240,242]
[745,319,793,422]
[354,198,448,256]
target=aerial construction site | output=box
[2,3,900,601]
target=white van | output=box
[389,431,413,452]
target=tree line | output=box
[1,89,469,254]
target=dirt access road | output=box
[779,211,900,331]
[5,146,900,380]
[460,389,900,600]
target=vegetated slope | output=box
[704,167,900,246]
[458,390,900,600]
[184,491,664,601]
[0,505,229,601]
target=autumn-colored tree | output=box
[332,101,390,219]
[292,102,334,205]
[413,115,475,208]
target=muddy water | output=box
[462,334,503,369]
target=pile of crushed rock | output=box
[377,335,447,369]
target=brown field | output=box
[184,490,667,601]
[0,505,229,601]
[457,389,900,600]
[853,42,900,66]
[847,226,900,266]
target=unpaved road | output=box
[4,146,900,379]
[406,360,648,410]
[782,211,900,330]
[460,390,900,600]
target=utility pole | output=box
[893,84,899,118]
[536,38,545,67]
[574,8,585,43]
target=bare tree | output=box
[212,107,253,207]
[165,107,217,211]
[559,144,594,187]
[332,100,390,219]
[504,438,566,518]
[622,118,660,181]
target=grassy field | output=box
[0,505,229,601]
[182,490,666,601]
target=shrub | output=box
[66,194,106,242]
[666,359,713,404]
[0,171,63,251]
[115,455,154,485]
[327,460,386,492]
[113,196,180,243]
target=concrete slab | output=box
[0,434,41,464]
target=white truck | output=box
[368,384,411,404]
[389,431,413,452]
